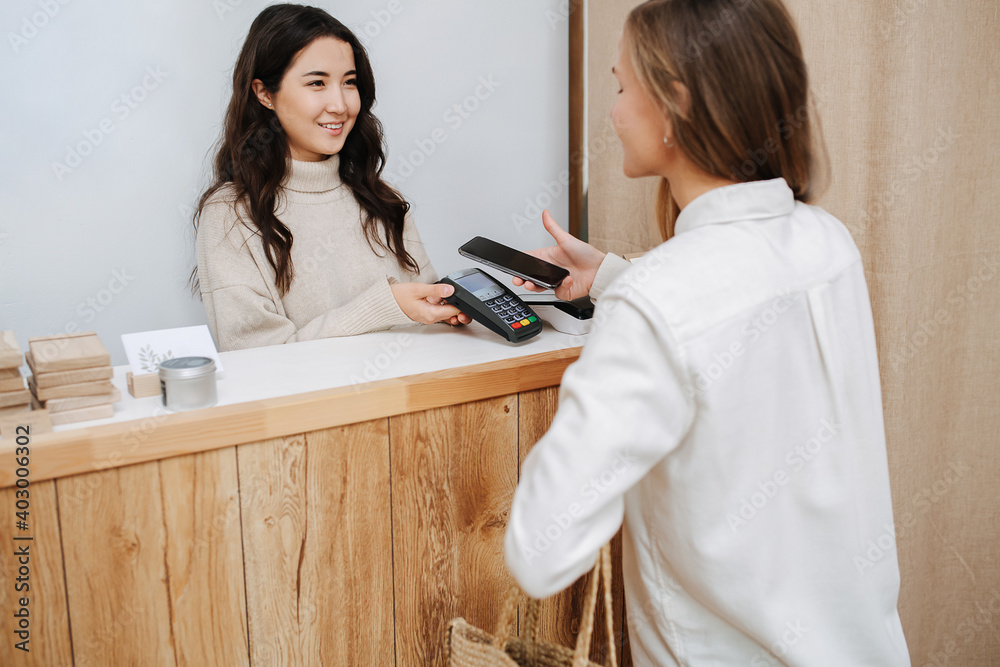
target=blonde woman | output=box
[505,0,910,664]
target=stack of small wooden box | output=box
[0,331,32,417]
[27,332,121,426]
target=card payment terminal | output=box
[437,268,543,343]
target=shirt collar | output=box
[674,178,795,235]
[284,154,343,194]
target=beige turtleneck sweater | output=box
[196,156,437,351]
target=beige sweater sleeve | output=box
[197,200,424,351]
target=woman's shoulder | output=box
[201,183,242,215]
[198,185,254,238]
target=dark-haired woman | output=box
[505,0,910,664]
[195,4,468,351]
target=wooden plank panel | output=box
[0,389,32,409]
[45,387,122,414]
[0,404,32,418]
[48,404,114,426]
[613,534,631,667]
[158,447,249,667]
[1,348,581,488]
[27,351,114,389]
[0,479,73,666]
[27,332,110,373]
[0,372,26,392]
[517,387,629,665]
[239,422,394,666]
[0,409,52,438]
[28,377,114,402]
[58,461,177,666]
[391,395,518,667]
[0,330,24,368]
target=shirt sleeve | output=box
[589,253,632,301]
[504,288,695,598]
[196,200,415,352]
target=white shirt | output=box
[505,179,910,666]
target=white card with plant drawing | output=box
[121,325,224,376]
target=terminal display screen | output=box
[455,271,504,301]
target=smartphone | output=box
[458,236,569,289]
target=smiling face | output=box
[253,36,361,162]
[611,36,672,179]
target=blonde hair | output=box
[624,0,827,240]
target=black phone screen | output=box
[459,237,569,288]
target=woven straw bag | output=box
[445,544,617,667]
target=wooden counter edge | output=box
[0,346,581,487]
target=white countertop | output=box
[52,321,585,433]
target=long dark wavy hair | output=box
[191,3,417,296]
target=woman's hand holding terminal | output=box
[514,210,607,302]
[391,282,472,326]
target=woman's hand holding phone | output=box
[391,282,472,326]
[513,210,607,301]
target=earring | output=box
[663,135,673,147]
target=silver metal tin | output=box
[158,357,217,411]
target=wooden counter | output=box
[0,326,631,666]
